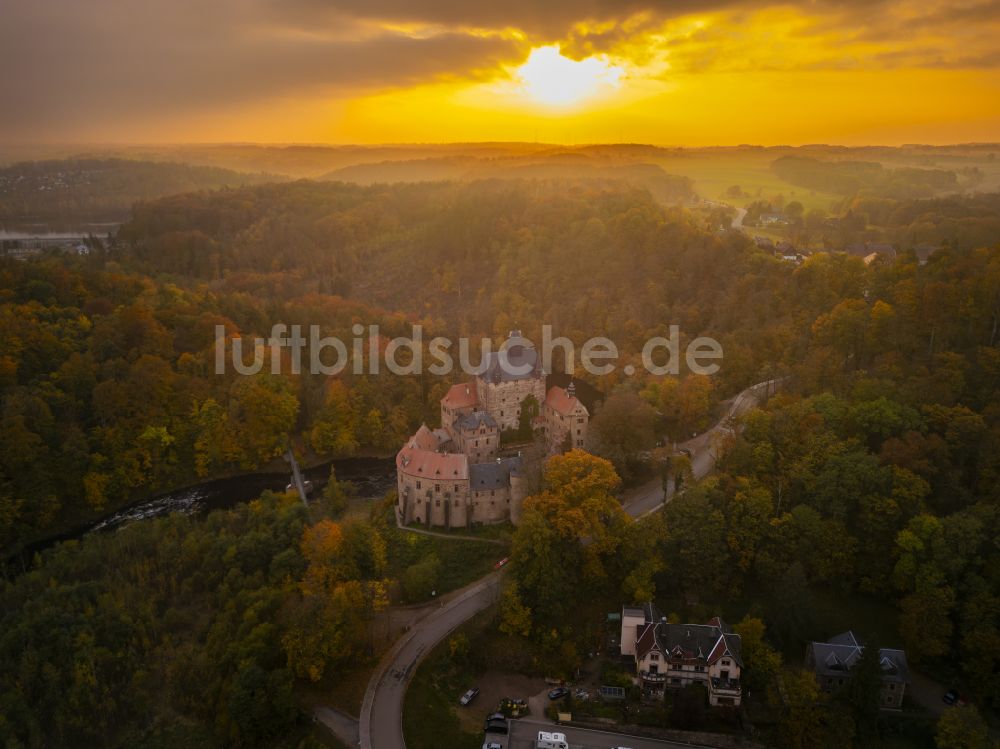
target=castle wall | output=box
[471,486,511,525]
[397,468,471,527]
[477,376,546,432]
[543,402,588,455]
[455,425,499,463]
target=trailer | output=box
[535,730,569,749]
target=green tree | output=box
[587,389,657,480]
[935,705,991,749]
[402,555,442,602]
[734,617,782,695]
[842,639,882,738]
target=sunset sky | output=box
[2,0,999,145]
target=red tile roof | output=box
[397,442,469,481]
[442,381,478,409]
[545,386,585,417]
[635,623,659,660]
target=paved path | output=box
[357,378,783,749]
[395,518,506,544]
[313,706,360,747]
[906,670,948,717]
[360,573,503,749]
[731,206,747,231]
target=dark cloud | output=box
[0,0,523,139]
[269,0,725,37]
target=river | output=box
[7,456,396,575]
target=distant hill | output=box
[0,158,283,222]
[320,155,695,202]
[771,155,959,199]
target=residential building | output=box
[805,631,910,710]
[621,603,743,707]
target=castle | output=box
[396,332,590,528]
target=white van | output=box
[535,730,569,749]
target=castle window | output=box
[416,481,421,489]
[435,500,440,506]
[435,484,440,492]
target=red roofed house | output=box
[621,603,743,706]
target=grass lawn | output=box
[385,524,509,604]
[398,518,514,542]
[402,608,500,749]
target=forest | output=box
[0,159,279,222]
[1,173,999,747]
[770,155,962,200]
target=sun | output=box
[515,45,623,106]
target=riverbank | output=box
[2,451,395,576]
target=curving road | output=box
[358,378,783,749]
[621,378,780,517]
[360,574,502,749]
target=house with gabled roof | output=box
[621,603,743,706]
[805,631,910,710]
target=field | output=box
[654,150,844,211]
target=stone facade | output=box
[540,381,589,455]
[396,331,589,528]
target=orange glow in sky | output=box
[2,1,999,144]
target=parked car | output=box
[484,712,508,734]
[573,688,590,700]
[942,689,967,706]
[483,743,502,749]
[494,557,509,569]
[547,687,569,700]
[459,687,479,706]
